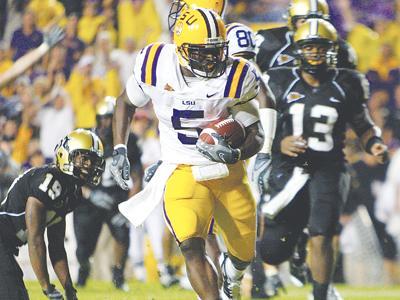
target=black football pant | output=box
[259,165,349,265]
[73,201,130,267]
[0,234,29,300]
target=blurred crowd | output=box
[1,0,400,289]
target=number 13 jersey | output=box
[125,43,260,165]
[266,67,376,168]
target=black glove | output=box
[110,146,130,190]
[44,26,65,48]
[144,160,162,183]
[65,286,78,300]
[196,132,241,164]
[89,189,115,210]
[43,284,63,300]
[252,153,272,195]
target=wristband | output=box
[114,144,127,150]
[366,136,383,154]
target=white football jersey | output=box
[125,43,260,165]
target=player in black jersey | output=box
[255,0,357,73]
[73,97,142,291]
[257,19,387,300]
[0,129,105,300]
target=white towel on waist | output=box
[119,163,177,227]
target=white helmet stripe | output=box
[90,131,98,151]
[198,8,218,38]
[309,0,318,12]
[310,18,318,36]
[209,10,220,37]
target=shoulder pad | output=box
[224,58,253,100]
[135,42,166,87]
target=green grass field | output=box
[25,281,400,300]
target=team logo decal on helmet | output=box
[173,8,228,79]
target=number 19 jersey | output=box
[0,166,82,248]
[125,43,260,165]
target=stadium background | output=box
[1,0,400,299]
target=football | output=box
[199,118,246,148]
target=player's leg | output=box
[258,186,310,265]
[107,210,130,290]
[164,165,219,300]
[129,226,146,281]
[212,162,257,299]
[73,202,104,287]
[308,168,347,300]
[0,235,29,300]
[146,203,179,287]
[206,231,222,288]
[162,228,183,286]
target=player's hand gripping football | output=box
[371,142,388,164]
[110,146,130,190]
[252,153,272,195]
[196,132,241,164]
[280,135,307,157]
[43,284,64,300]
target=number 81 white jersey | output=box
[125,43,261,165]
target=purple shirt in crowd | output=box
[10,28,43,61]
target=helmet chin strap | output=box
[300,62,330,78]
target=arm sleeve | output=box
[125,45,156,107]
[125,74,150,107]
[230,99,260,127]
[347,72,378,137]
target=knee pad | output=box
[258,223,301,265]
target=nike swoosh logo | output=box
[218,152,226,162]
[207,92,217,98]
[329,97,341,103]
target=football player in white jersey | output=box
[111,7,264,300]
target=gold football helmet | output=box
[96,96,116,117]
[294,18,338,74]
[287,0,329,30]
[174,7,228,78]
[55,129,105,185]
[96,96,116,141]
[168,0,227,30]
